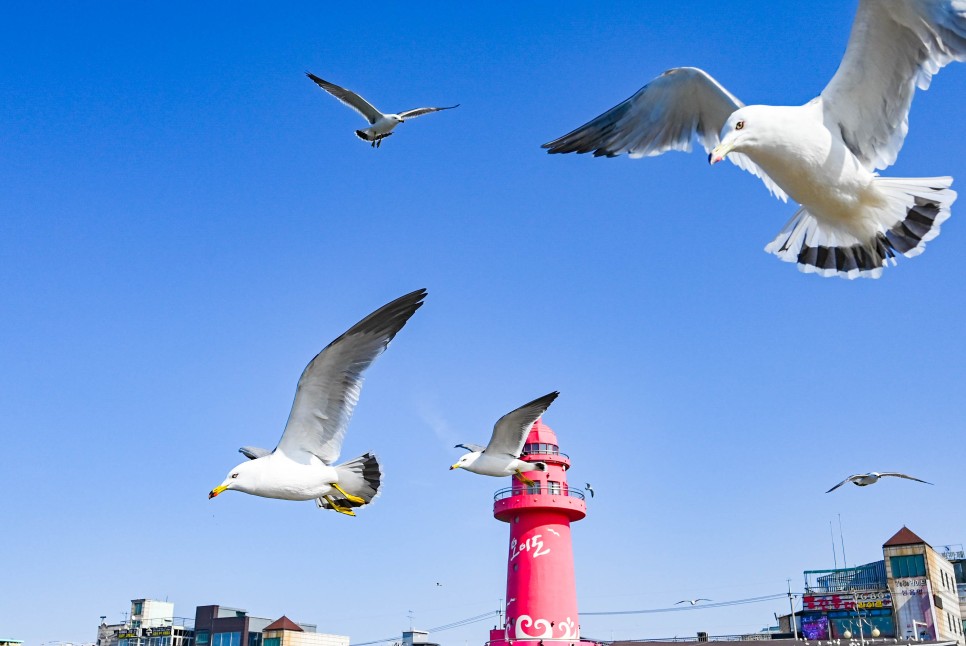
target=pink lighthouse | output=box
[489,418,594,646]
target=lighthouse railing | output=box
[493,485,586,502]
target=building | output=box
[939,545,966,633]
[797,527,964,646]
[261,616,348,646]
[100,598,193,646]
[883,527,963,644]
[193,605,332,646]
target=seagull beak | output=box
[449,463,460,471]
[208,484,229,499]
[709,142,734,165]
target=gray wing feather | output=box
[455,442,486,453]
[398,104,460,120]
[239,446,272,460]
[542,67,743,158]
[274,289,427,464]
[485,391,559,458]
[881,472,933,485]
[825,475,856,493]
[306,72,383,124]
[819,0,966,171]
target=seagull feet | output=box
[323,495,356,516]
[515,470,536,487]
[331,483,366,505]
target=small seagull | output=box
[208,289,427,516]
[450,392,559,486]
[676,599,712,606]
[826,471,932,493]
[585,482,595,498]
[306,73,459,148]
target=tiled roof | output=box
[884,526,928,547]
[264,616,303,632]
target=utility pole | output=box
[787,578,799,640]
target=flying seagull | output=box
[306,73,459,147]
[676,599,712,606]
[585,482,595,498]
[209,288,427,516]
[450,392,559,486]
[543,1,966,279]
[826,471,933,493]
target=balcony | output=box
[493,485,586,502]
[805,562,888,593]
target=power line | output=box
[581,593,792,616]
[350,610,499,646]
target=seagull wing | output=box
[274,289,427,464]
[825,475,858,493]
[455,442,486,453]
[397,104,460,120]
[239,446,272,460]
[542,67,787,200]
[675,600,689,605]
[819,0,966,171]
[880,472,934,485]
[484,391,559,458]
[306,73,383,124]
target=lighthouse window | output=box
[548,481,561,495]
[527,482,541,495]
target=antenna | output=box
[407,609,414,631]
[838,514,848,569]
[830,520,838,569]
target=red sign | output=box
[803,592,893,611]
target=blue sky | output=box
[2,1,964,645]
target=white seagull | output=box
[543,1,966,279]
[450,392,559,486]
[826,471,933,493]
[585,482,595,498]
[208,288,427,516]
[307,73,459,147]
[676,599,712,606]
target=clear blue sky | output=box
[2,2,964,645]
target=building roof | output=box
[884,526,928,548]
[264,616,303,632]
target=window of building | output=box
[264,638,280,646]
[248,633,261,646]
[133,602,144,616]
[212,633,241,646]
[890,554,926,578]
[527,482,541,495]
[196,632,210,646]
[548,481,561,495]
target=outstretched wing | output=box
[306,72,383,124]
[543,67,742,158]
[398,104,460,120]
[543,67,786,200]
[819,0,966,171]
[455,442,486,453]
[274,289,427,464]
[825,475,857,493]
[881,472,933,485]
[484,391,559,458]
[239,446,272,460]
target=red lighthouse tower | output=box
[489,418,593,646]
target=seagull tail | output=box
[764,177,955,279]
[318,452,383,511]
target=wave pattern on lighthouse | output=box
[490,418,593,646]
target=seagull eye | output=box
[230,473,239,479]
[735,120,745,131]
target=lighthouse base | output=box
[488,629,601,646]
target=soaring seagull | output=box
[307,73,459,147]
[826,471,933,493]
[208,289,427,516]
[676,599,712,606]
[450,392,559,486]
[544,1,966,279]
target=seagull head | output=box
[209,460,260,499]
[450,451,481,471]
[710,108,758,165]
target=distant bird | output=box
[675,599,712,606]
[543,1,966,279]
[585,482,595,498]
[208,289,427,516]
[826,471,932,493]
[306,73,459,147]
[450,392,559,486]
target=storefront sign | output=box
[803,591,893,611]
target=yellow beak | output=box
[449,463,461,470]
[709,141,734,165]
[208,484,229,499]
